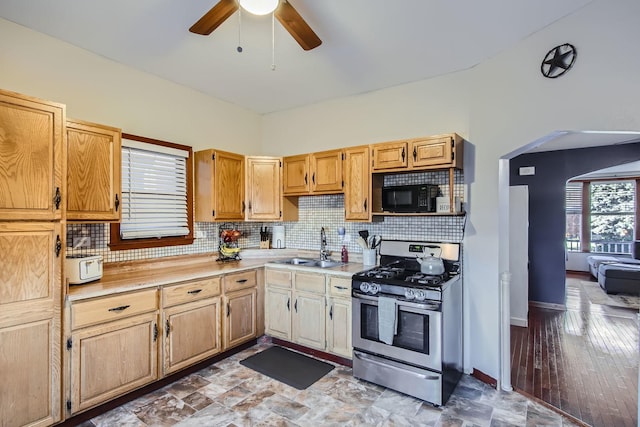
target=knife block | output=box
[260,240,270,249]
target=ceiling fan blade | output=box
[275,1,322,51]
[189,0,239,35]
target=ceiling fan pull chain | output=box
[237,7,243,53]
[271,12,276,70]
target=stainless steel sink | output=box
[273,258,343,268]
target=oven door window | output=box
[360,304,430,354]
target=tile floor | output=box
[77,342,580,427]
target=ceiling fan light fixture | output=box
[239,0,279,16]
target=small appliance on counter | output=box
[66,254,103,285]
[272,226,285,249]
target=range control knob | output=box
[359,282,371,293]
[404,288,415,300]
[369,283,380,295]
[415,290,426,301]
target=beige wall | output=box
[0,18,262,154]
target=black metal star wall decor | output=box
[541,43,577,78]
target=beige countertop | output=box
[67,249,369,301]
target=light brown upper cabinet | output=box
[283,149,344,195]
[0,89,65,221]
[371,133,464,172]
[344,146,371,221]
[66,119,121,221]
[195,149,245,221]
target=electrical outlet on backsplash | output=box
[67,192,465,264]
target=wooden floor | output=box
[511,273,639,427]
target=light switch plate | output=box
[519,166,535,176]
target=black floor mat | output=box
[240,346,334,390]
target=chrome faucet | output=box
[320,227,328,260]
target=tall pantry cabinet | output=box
[0,89,66,427]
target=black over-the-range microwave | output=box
[381,184,440,213]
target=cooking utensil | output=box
[357,237,369,250]
[371,235,382,249]
[358,230,369,241]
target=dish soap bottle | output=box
[341,244,349,263]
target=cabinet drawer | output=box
[328,276,351,298]
[72,289,157,330]
[162,277,221,308]
[223,270,257,293]
[294,272,325,294]
[265,269,292,288]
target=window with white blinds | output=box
[120,139,189,239]
[565,181,583,214]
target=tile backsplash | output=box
[67,171,465,263]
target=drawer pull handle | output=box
[286,298,290,311]
[54,187,61,210]
[236,279,248,283]
[226,303,231,317]
[294,299,298,313]
[166,319,170,337]
[55,235,62,257]
[335,286,348,290]
[329,305,333,319]
[108,305,130,312]
[153,323,158,342]
[187,289,202,295]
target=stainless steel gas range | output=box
[351,240,463,406]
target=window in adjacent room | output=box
[565,179,637,255]
[109,133,194,250]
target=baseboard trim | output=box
[471,369,497,388]
[510,317,528,327]
[271,337,352,367]
[529,300,565,311]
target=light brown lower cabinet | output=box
[0,222,62,427]
[222,270,258,350]
[163,297,222,375]
[69,312,159,413]
[68,288,159,414]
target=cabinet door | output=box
[164,297,221,375]
[66,119,121,221]
[0,222,62,426]
[292,291,326,350]
[194,149,245,221]
[282,154,309,195]
[371,141,408,171]
[246,156,282,221]
[310,149,343,194]
[0,89,65,220]
[214,150,245,220]
[223,287,257,349]
[410,136,453,168]
[344,146,370,221]
[70,312,159,413]
[265,286,292,340]
[327,297,352,358]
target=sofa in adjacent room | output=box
[587,255,640,295]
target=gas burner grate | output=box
[404,273,447,286]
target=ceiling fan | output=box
[189,0,322,51]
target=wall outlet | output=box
[195,231,206,238]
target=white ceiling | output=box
[0,0,593,114]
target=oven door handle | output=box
[354,352,439,381]
[352,292,441,312]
